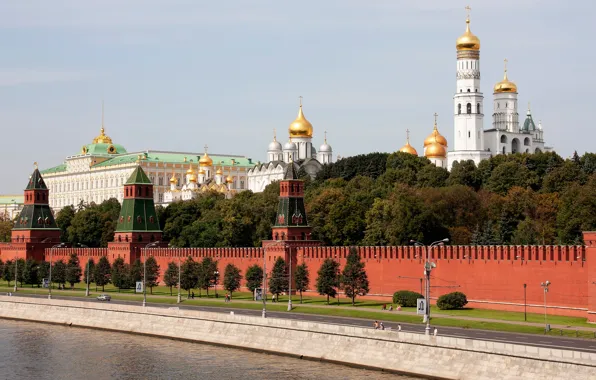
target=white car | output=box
[97,294,111,301]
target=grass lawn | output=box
[2,282,594,339]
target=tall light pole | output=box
[75,243,90,296]
[13,248,18,293]
[541,280,551,332]
[523,283,527,321]
[143,241,160,307]
[287,244,292,311]
[177,257,181,304]
[48,243,67,299]
[214,270,219,298]
[411,238,449,335]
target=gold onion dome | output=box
[199,151,213,167]
[198,168,206,175]
[216,167,223,175]
[399,130,418,155]
[424,124,447,148]
[456,17,480,51]
[169,172,177,184]
[92,127,113,144]
[226,175,233,183]
[425,140,447,158]
[494,60,518,93]
[288,105,313,138]
[186,163,195,175]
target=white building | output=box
[41,125,253,210]
[247,102,331,192]
[0,195,23,220]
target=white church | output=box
[247,101,333,192]
[400,10,552,168]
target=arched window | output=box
[467,89,470,92]
[524,137,530,146]
[466,103,471,114]
[476,103,481,114]
[500,135,507,144]
[458,104,461,114]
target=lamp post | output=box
[48,243,67,299]
[541,280,551,332]
[411,238,449,335]
[177,257,182,304]
[287,245,292,312]
[523,283,527,321]
[214,270,219,298]
[143,241,160,307]
[334,253,340,306]
[13,248,18,293]
[75,244,90,296]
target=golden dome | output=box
[424,123,447,148]
[288,105,313,138]
[226,175,233,184]
[216,167,223,175]
[456,18,480,51]
[169,172,177,184]
[186,163,195,175]
[198,168,206,175]
[92,127,113,144]
[399,129,418,155]
[189,173,197,183]
[199,152,213,167]
[494,60,517,93]
[425,141,447,158]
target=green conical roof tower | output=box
[115,166,161,235]
[14,167,59,232]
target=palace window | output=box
[466,103,471,114]
[458,104,461,114]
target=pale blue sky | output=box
[0,0,591,194]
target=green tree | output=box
[180,257,199,297]
[268,257,288,300]
[52,260,66,288]
[130,259,143,291]
[83,258,96,286]
[196,257,217,297]
[15,259,25,286]
[66,253,82,288]
[163,261,179,296]
[23,259,39,287]
[94,256,111,291]
[111,257,127,291]
[145,256,161,294]
[416,165,449,188]
[3,260,14,286]
[223,263,242,298]
[294,263,309,303]
[0,259,4,283]
[316,258,339,304]
[447,160,481,190]
[55,205,75,242]
[341,248,370,305]
[0,217,12,242]
[245,264,263,297]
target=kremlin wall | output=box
[1,164,595,323]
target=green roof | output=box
[41,163,67,175]
[0,195,23,205]
[91,151,254,168]
[81,142,127,156]
[26,169,48,190]
[522,113,536,132]
[125,166,151,185]
[13,204,59,230]
[116,199,161,232]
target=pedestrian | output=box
[191,291,195,299]
[373,320,379,329]
[381,304,386,310]
[389,305,393,311]
[398,324,402,331]
[380,322,385,330]
[433,328,438,336]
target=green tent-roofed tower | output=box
[109,165,166,263]
[10,164,61,261]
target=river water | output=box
[0,319,412,379]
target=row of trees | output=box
[0,254,81,288]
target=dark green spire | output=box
[125,165,152,185]
[115,166,161,233]
[26,169,48,190]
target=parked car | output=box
[97,294,111,301]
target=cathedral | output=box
[400,9,552,168]
[247,100,333,192]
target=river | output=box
[0,319,413,379]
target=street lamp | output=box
[541,280,551,332]
[48,243,67,299]
[214,270,219,298]
[523,283,527,321]
[410,238,449,335]
[168,243,182,304]
[287,244,292,312]
[143,241,160,307]
[74,243,90,296]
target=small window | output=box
[467,103,471,114]
[477,103,481,114]
[467,89,470,92]
[468,131,471,138]
[458,104,461,114]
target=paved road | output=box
[10,293,596,354]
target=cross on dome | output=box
[465,5,471,19]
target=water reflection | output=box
[0,320,413,379]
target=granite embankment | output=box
[0,297,594,380]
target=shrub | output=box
[393,290,424,307]
[437,291,468,310]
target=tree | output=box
[268,257,288,300]
[3,260,14,286]
[130,259,143,292]
[223,263,242,298]
[180,257,199,297]
[145,256,161,294]
[55,205,75,242]
[83,258,96,286]
[15,258,25,286]
[163,261,179,296]
[52,260,66,288]
[0,259,3,284]
[0,218,12,242]
[316,258,339,304]
[66,253,82,288]
[341,247,370,305]
[245,264,263,297]
[198,257,217,297]
[111,257,127,291]
[294,263,309,303]
[95,256,111,291]
[23,259,39,287]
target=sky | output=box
[0,0,592,194]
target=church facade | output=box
[400,10,552,168]
[247,101,332,192]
